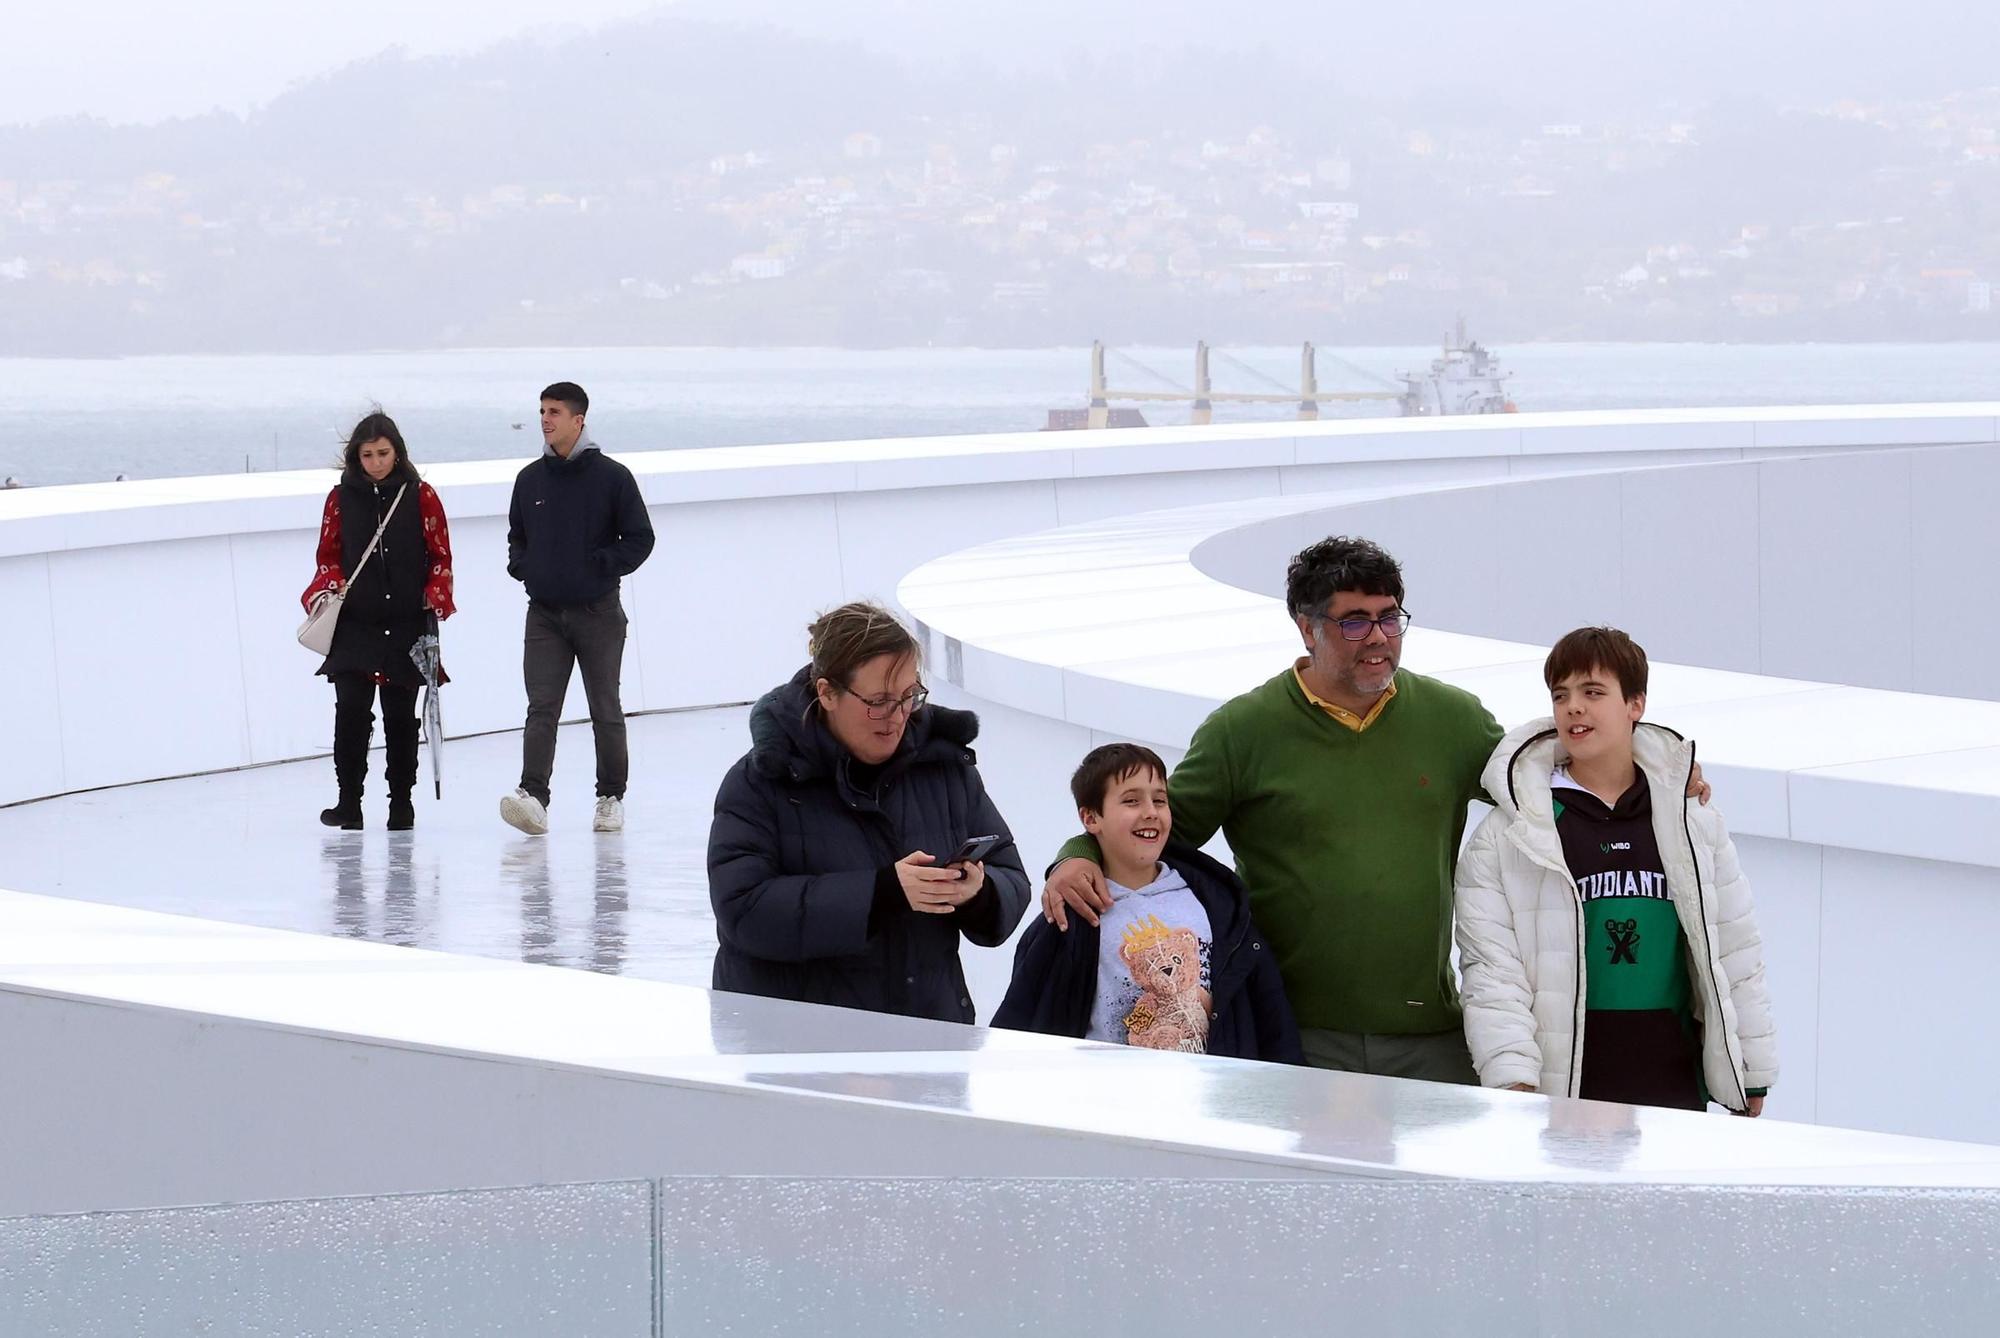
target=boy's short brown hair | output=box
[1544,626,1649,700]
[1071,742,1168,813]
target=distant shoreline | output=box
[9,341,2000,488]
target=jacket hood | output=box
[1482,715,1693,825]
[747,664,978,783]
[541,432,602,465]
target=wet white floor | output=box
[0,701,1077,1013]
[0,710,753,990]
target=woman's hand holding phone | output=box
[895,851,978,913]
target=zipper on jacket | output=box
[1678,740,1749,1112]
[374,484,390,590]
[1505,729,1589,1098]
[1567,879,1586,1098]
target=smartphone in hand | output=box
[941,834,1002,869]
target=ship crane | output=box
[1068,324,1514,428]
[1085,341,1401,428]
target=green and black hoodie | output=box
[1551,766,1703,1110]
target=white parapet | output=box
[3,404,1995,805]
[6,887,2000,1222]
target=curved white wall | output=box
[1193,443,2000,701]
[4,404,1993,808]
[896,439,2000,1144]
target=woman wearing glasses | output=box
[707,601,1030,1022]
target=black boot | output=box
[321,794,364,829]
[329,675,375,831]
[383,684,420,832]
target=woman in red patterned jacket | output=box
[301,411,455,830]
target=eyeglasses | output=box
[1317,610,1413,641]
[848,684,929,720]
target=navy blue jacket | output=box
[708,668,1030,1023]
[505,440,655,606]
[993,843,1304,1063]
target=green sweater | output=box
[1058,667,1501,1035]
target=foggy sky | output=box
[4,0,664,125]
[13,0,2000,128]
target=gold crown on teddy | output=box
[1120,914,1174,954]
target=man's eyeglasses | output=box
[850,684,929,720]
[1317,610,1413,641]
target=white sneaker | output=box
[500,787,549,836]
[593,796,625,833]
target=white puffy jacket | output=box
[1453,718,1778,1109]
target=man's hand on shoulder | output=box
[1041,857,1111,931]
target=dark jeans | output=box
[1298,1026,1480,1085]
[332,674,419,802]
[520,592,629,805]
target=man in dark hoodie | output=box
[500,382,656,836]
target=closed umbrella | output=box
[408,615,445,800]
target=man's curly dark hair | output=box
[1284,536,1405,619]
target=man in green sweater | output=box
[1046,536,1496,1079]
[1048,536,1708,1081]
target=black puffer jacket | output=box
[708,667,1030,1023]
[318,467,428,686]
[992,843,1304,1063]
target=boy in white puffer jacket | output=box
[1454,627,1777,1113]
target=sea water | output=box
[4,342,1998,486]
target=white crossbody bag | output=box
[297,484,409,656]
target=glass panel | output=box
[0,1180,655,1337]
[658,1177,2000,1333]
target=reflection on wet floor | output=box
[500,835,631,974]
[0,711,742,993]
[0,696,1078,1015]
[325,833,433,951]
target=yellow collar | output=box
[1293,660,1396,732]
